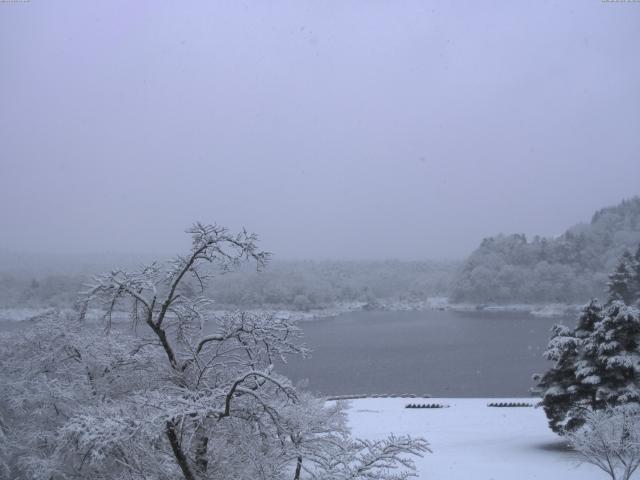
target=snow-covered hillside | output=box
[347,398,602,480]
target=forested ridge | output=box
[451,197,640,304]
[5,197,640,311]
[0,260,456,312]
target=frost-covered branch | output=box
[82,223,270,372]
[308,433,431,480]
[2,223,430,480]
[568,405,640,480]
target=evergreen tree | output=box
[539,282,640,434]
[537,323,581,433]
[632,244,640,305]
[607,251,636,305]
[538,301,602,433]
[573,301,607,411]
[587,301,640,406]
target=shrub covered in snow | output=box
[568,404,640,480]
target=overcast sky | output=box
[1,1,639,260]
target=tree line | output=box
[0,259,456,313]
[451,197,640,304]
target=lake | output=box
[0,308,574,398]
[277,309,573,397]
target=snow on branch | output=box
[309,433,431,480]
[568,404,640,480]
[3,223,431,480]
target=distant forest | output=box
[451,197,640,304]
[3,197,640,312]
[0,260,457,312]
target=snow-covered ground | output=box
[347,397,601,480]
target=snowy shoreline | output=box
[261,298,582,321]
[0,298,582,323]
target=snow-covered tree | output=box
[536,320,582,433]
[0,223,429,480]
[568,404,640,480]
[538,298,640,434]
[293,294,312,312]
[586,302,640,405]
[608,251,637,306]
[538,247,640,435]
[632,245,640,306]
[0,309,160,479]
[280,393,430,480]
[536,300,608,433]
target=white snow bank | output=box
[346,397,600,480]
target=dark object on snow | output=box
[487,402,532,408]
[405,403,449,409]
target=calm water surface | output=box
[0,309,574,397]
[278,310,573,397]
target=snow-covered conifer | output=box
[538,297,640,434]
[632,244,640,305]
[537,318,582,433]
[586,301,640,406]
[608,251,637,305]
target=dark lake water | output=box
[0,309,575,398]
[277,310,574,398]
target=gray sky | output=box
[1,1,639,260]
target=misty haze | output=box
[1,2,640,480]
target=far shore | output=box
[0,297,582,324]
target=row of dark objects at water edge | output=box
[487,402,533,408]
[405,401,534,409]
[405,403,449,409]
